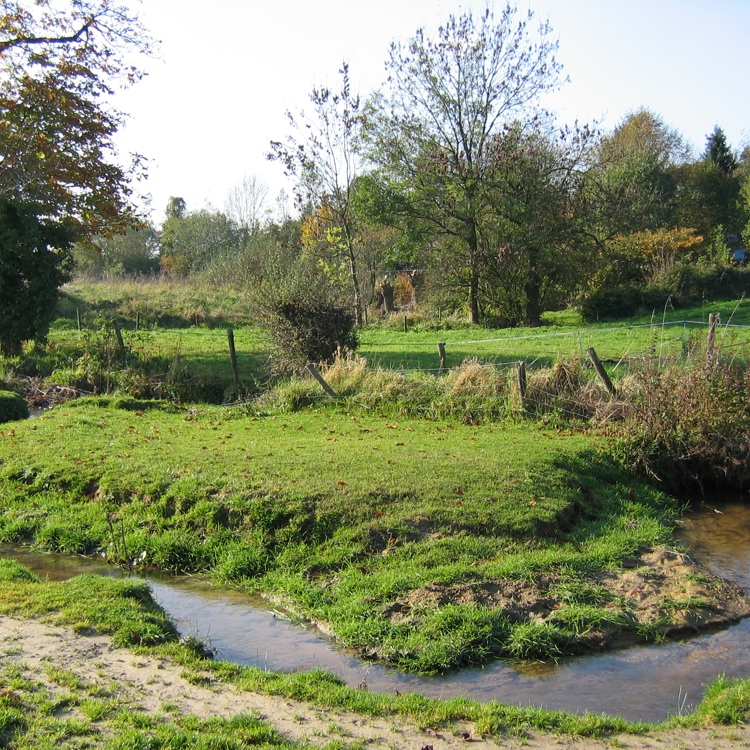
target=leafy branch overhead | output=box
[0,0,156,235]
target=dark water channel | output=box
[3,500,750,724]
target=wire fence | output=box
[359,316,750,377]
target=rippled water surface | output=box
[4,499,750,723]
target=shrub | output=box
[0,199,75,356]
[614,360,750,492]
[0,389,29,422]
[250,258,359,374]
[579,283,672,322]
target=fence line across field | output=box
[367,319,750,351]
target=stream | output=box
[3,499,750,724]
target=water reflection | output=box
[3,500,750,724]
[677,500,750,590]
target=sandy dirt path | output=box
[1,615,749,750]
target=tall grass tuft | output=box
[255,355,634,424]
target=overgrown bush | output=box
[614,360,750,492]
[580,264,750,322]
[250,258,359,373]
[580,283,673,322]
[0,389,29,422]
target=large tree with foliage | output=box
[366,5,563,323]
[589,109,688,237]
[481,124,595,326]
[0,0,153,233]
[0,0,153,354]
[160,205,246,276]
[675,127,741,236]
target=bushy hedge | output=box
[614,360,750,492]
[0,389,30,422]
[581,266,750,322]
[250,259,359,374]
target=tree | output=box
[675,128,741,235]
[225,174,269,234]
[269,64,366,326]
[704,126,738,176]
[165,196,187,220]
[481,124,595,326]
[73,223,159,277]
[160,206,245,276]
[0,0,153,352]
[367,5,563,323]
[0,0,154,235]
[589,109,687,236]
[0,199,74,355]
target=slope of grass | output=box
[0,397,679,672]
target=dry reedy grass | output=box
[443,358,507,397]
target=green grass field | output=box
[2,279,750,736]
[36,281,750,400]
[0,396,680,672]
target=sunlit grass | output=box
[0,398,678,672]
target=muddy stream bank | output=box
[3,499,750,724]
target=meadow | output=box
[12,279,748,406]
[3,278,750,739]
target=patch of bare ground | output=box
[383,548,750,654]
[2,615,750,750]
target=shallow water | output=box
[3,499,750,723]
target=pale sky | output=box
[113,0,750,224]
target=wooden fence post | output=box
[587,347,616,396]
[76,307,81,331]
[437,343,447,374]
[307,363,339,398]
[113,321,126,365]
[706,312,719,364]
[227,327,240,387]
[516,360,527,405]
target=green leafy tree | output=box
[366,5,563,323]
[73,223,159,277]
[0,200,74,355]
[705,126,738,176]
[481,124,595,326]
[589,109,687,237]
[165,196,187,220]
[160,205,245,276]
[0,0,153,353]
[0,0,154,234]
[675,128,741,235]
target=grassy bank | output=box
[1,558,750,747]
[0,396,712,673]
